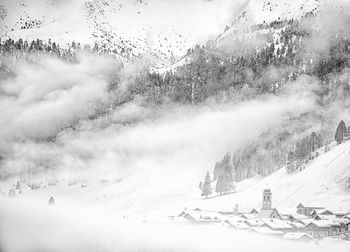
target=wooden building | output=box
[296,203,324,216]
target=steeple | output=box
[262,188,272,210]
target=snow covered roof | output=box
[179,210,223,223]
[244,219,265,227]
[257,209,281,219]
[260,218,293,230]
[288,214,309,220]
[297,203,324,210]
[249,208,259,214]
[316,215,350,224]
[241,213,258,219]
[311,209,333,215]
[224,215,246,223]
[229,222,250,230]
[289,222,305,229]
[306,220,341,228]
[249,227,283,235]
[295,218,317,225]
[282,232,313,241]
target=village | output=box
[174,189,350,242]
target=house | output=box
[314,215,350,234]
[303,220,340,238]
[310,209,333,218]
[243,218,265,227]
[249,208,259,214]
[293,218,316,226]
[333,211,350,218]
[289,221,305,229]
[296,203,324,216]
[223,215,246,225]
[228,221,250,230]
[257,208,282,220]
[260,218,295,233]
[303,222,330,238]
[241,213,258,219]
[282,232,313,242]
[286,213,309,223]
[178,210,222,224]
[248,227,283,236]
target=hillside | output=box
[0,0,234,67]
[1,139,350,220]
[198,140,350,213]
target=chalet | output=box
[248,227,283,236]
[228,221,250,230]
[282,232,313,242]
[223,215,246,225]
[296,203,324,216]
[257,209,282,220]
[243,218,265,227]
[260,218,295,233]
[314,215,350,233]
[310,209,333,218]
[303,220,340,238]
[249,208,259,214]
[294,218,318,226]
[178,210,222,224]
[289,221,305,229]
[334,211,350,218]
[241,213,258,219]
[286,213,309,223]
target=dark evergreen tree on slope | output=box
[215,153,235,194]
[335,120,347,144]
[201,171,212,199]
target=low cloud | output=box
[0,198,348,252]
[0,55,117,140]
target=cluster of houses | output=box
[176,189,350,241]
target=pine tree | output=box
[216,175,224,195]
[15,181,21,190]
[286,151,296,173]
[335,120,347,144]
[201,171,212,199]
[310,132,318,152]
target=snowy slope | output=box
[0,0,233,67]
[196,141,350,214]
[1,140,350,220]
[217,0,350,43]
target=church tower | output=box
[262,188,272,210]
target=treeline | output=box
[142,20,350,105]
[199,153,236,198]
[2,15,350,106]
[286,132,323,173]
[200,120,350,198]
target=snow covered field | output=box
[1,130,350,251]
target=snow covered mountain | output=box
[217,0,349,42]
[1,0,349,69]
[0,0,233,67]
